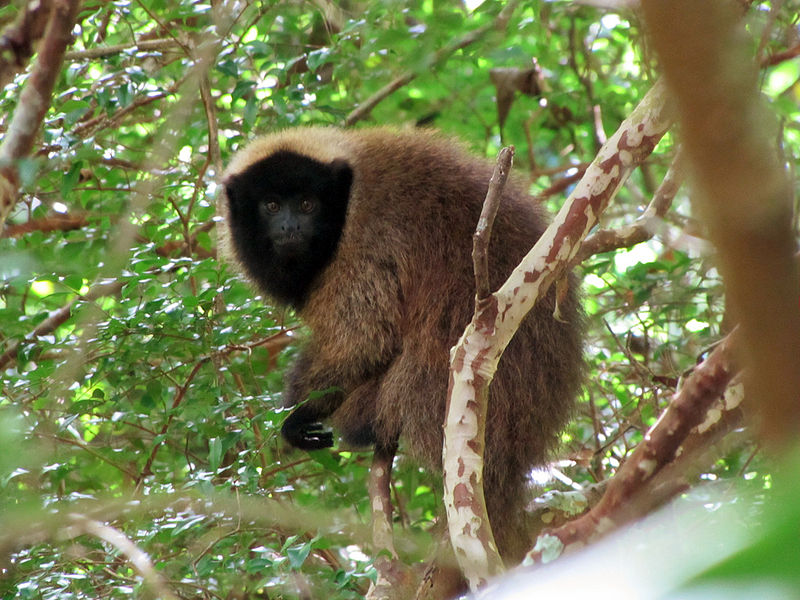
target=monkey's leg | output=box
[368,439,398,557]
[332,379,382,448]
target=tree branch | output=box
[0,279,125,371]
[472,146,514,301]
[573,149,684,264]
[443,80,671,588]
[0,0,53,90]
[63,37,182,60]
[365,444,417,600]
[642,0,800,448]
[68,515,179,600]
[0,0,81,228]
[495,80,670,357]
[527,331,739,563]
[442,148,517,590]
[2,212,88,237]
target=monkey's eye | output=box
[299,199,316,214]
[264,200,280,214]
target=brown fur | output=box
[222,127,584,561]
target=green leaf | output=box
[307,48,331,71]
[765,60,800,98]
[308,449,343,474]
[232,80,256,103]
[285,541,312,569]
[60,161,84,199]
[208,437,223,471]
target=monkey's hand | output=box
[281,413,334,450]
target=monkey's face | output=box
[223,149,353,306]
[257,193,325,258]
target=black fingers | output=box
[281,414,334,450]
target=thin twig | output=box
[64,38,182,60]
[200,74,222,174]
[135,357,210,487]
[68,515,179,600]
[472,146,514,301]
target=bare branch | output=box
[643,380,747,513]
[72,82,181,139]
[63,37,182,60]
[441,147,516,590]
[368,447,398,559]
[0,0,53,89]
[761,42,800,66]
[443,79,671,591]
[0,279,124,371]
[365,444,417,600]
[2,212,88,237]
[494,80,670,355]
[472,146,514,301]
[68,515,179,600]
[200,74,222,175]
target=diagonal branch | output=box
[0,279,124,371]
[0,0,53,89]
[572,149,684,264]
[443,79,671,589]
[527,331,740,563]
[494,79,671,357]
[0,0,81,228]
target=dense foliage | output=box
[1,1,799,598]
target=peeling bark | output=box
[443,80,671,591]
[526,332,739,563]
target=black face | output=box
[225,150,353,308]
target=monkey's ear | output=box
[223,173,243,205]
[224,181,238,205]
[329,158,353,199]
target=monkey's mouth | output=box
[272,236,309,256]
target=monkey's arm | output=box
[281,348,343,450]
[283,252,403,450]
[282,350,391,450]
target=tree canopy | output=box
[1,1,799,598]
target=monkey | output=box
[222,127,584,562]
